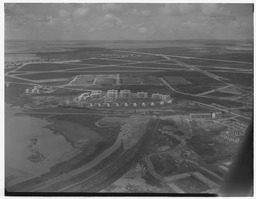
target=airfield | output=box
[5,41,253,194]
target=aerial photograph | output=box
[5,2,253,196]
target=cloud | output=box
[139,27,147,33]
[161,4,180,15]
[178,4,199,15]
[200,4,230,16]
[73,6,89,18]
[104,13,122,25]
[59,9,70,18]
[101,3,122,12]
[5,3,26,16]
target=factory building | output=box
[136,91,148,98]
[120,89,132,98]
[107,90,119,98]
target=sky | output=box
[4,3,254,41]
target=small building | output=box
[142,102,146,107]
[78,92,90,102]
[124,103,128,107]
[161,95,170,101]
[107,90,118,98]
[90,90,102,98]
[151,93,162,99]
[211,111,222,119]
[106,103,110,107]
[136,91,148,98]
[190,112,213,119]
[151,102,155,106]
[120,89,132,98]
[151,93,170,101]
[133,103,137,107]
[220,131,240,143]
[167,99,173,104]
[115,103,119,107]
[160,101,164,105]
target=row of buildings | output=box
[220,131,240,143]
[72,101,171,108]
[77,89,171,102]
[25,85,55,94]
[189,111,222,119]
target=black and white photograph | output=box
[4,1,253,196]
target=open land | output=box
[5,40,253,194]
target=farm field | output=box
[77,58,133,65]
[17,63,90,72]
[121,62,188,70]
[204,91,240,98]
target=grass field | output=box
[78,58,132,65]
[135,46,253,62]
[17,63,88,72]
[67,66,163,72]
[174,176,210,193]
[5,76,36,83]
[162,71,224,94]
[205,91,239,98]
[172,92,243,108]
[16,72,81,80]
[121,62,187,70]
[211,71,253,86]
[109,54,165,61]
[164,76,191,85]
[176,59,253,69]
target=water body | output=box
[5,104,74,187]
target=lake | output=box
[5,104,75,187]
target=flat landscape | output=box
[5,40,253,195]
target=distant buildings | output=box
[136,91,148,98]
[78,92,90,102]
[73,89,174,108]
[90,90,102,98]
[25,85,55,94]
[220,131,240,143]
[190,112,222,119]
[151,93,170,101]
[107,89,119,98]
[120,89,132,98]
